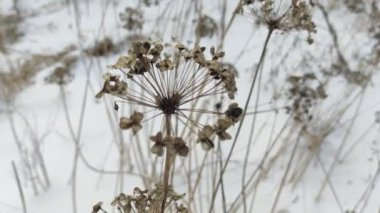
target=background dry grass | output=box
[1,0,380,213]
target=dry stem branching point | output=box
[96,40,242,212]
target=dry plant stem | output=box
[217,141,227,213]
[228,116,292,212]
[188,153,208,210]
[218,0,243,49]
[209,28,274,212]
[59,85,79,213]
[7,112,39,195]
[12,161,27,213]
[12,111,51,190]
[316,3,349,70]
[316,155,344,211]
[194,0,202,45]
[355,157,380,212]
[340,123,376,162]
[161,115,172,213]
[249,114,278,213]
[219,0,227,49]
[270,129,302,213]
[241,47,265,213]
[353,127,380,211]
[97,74,134,179]
[59,75,90,213]
[316,91,365,200]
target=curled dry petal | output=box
[225,103,243,123]
[220,69,237,99]
[92,201,103,213]
[151,144,164,156]
[156,58,173,72]
[214,118,233,140]
[198,125,215,151]
[173,137,189,157]
[150,131,166,156]
[95,74,128,98]
[119,111,144,134]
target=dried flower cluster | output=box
[96,40,241,155]
[92,185,187,213]
[120,7,144,32]
[86,37,115,56]
[111,185,187,213]
[196,15,218,38]
[285,73,327,122]
[44,66,74,85]
[198,103,242,150]
[243,0,317,43]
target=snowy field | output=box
[1,0,380,212]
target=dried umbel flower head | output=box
[243,0,317,43]
[285,73,327,122]
[120,7,144,32]
[108,184,187,213]
[44,66,74,85]
[86,37,115,56]
[196,15,218,38]
[96,40,241,153]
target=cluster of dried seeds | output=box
[243,0,317,43]
[285,73,327,123]
[198,103,242,150]
[110,185,187,213]
[120,7,144,32]
[195,15,218,38]
[96,40,241,154]
[44,66,74,85]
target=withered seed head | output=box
[225,103,243,123]
[97,40,242,153]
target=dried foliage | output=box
[195,15,218,38]
[95,40,242,211]
[242,0,317,43]
[96,40,241,153]
[120,7,144,32]
[94,185,187,213]
[0,46,76,101]
[0,13,22,52]
[285,73,327,123]
[85,37,116,56]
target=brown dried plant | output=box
[96,40,242,212]
[120,7,144,32]
[242,0,317,43]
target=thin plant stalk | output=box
[209,27,274,212]
[161,115,173,212]
[12,161,27,213]
[270,129,302,213]
[241,44,265,213]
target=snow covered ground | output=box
[1,0,380,212]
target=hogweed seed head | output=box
[97,40,242,153]
[242,0,317,43]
